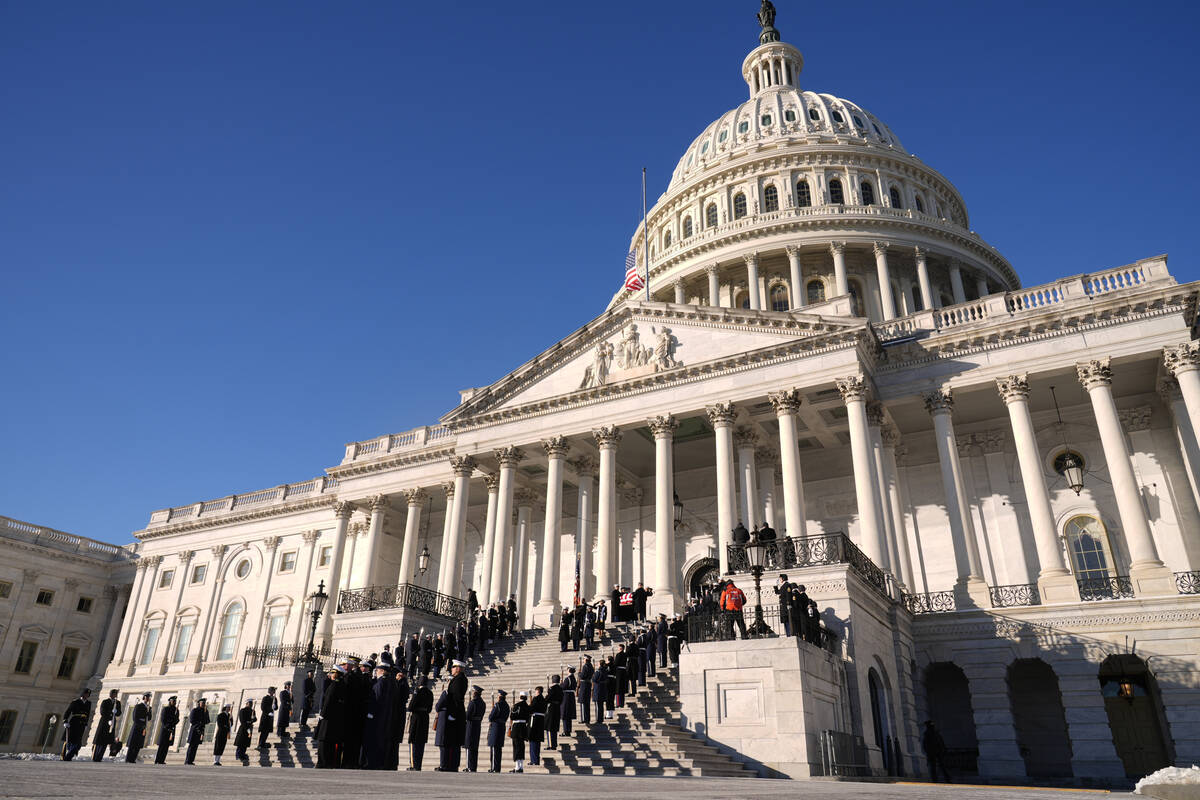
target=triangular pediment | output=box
[442,300,866,428]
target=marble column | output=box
[995,375,1079,602]
[571,456,598,604]
[649,414,680,610]
[830,241,849,297]
[949,262,967,305]
[785,244,804,308]
[359,495,389,588]
[439,455,476,596]
[317,504,352,644]
[115,560,150,665]
[923,388,989,607]
[594,425,621,601]
[194,546,227,665]
[706,265,720,307]
[490,446,524,603]
[914,246,934,310]
[163,550,195,669]
[536,438,569,617]
[1164,343,1200,452]
[673,279,685,304]
[865,404,895,574]
[291,530,321,648]
[398,488,427,586]
[744,253,762,310]
[735,426,761,527]
[478,472,501,601]
[1159,377,1200,514]
[873,241,896,320]
[90,583,130,682]
[127,556,163,673]
[339,522,362,592]
[835,378,887,571]
[1076,358,1175,595]
[769,389,807,538]
[435,482,455,590]
[757,448,779,531]
[881,428,915,590]
[975,275,989,298]
[707,402,739,575]
[513,490,537,621]
[250,538,281,649]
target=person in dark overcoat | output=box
[464,686,485,772]
[154,696,180,764]
[546,676,562,749]
[432,635,445,681]
[560,668,577,736]
[656,615,669,667]
[60,688,91,761]
[276,681,293,739]
[388,668,409,770]
[405,633,419,679]
[419,635,433,678]
[125,693,153,762]
[508,691,530,773]
[184,698,210,765]
[406,676,434,770]
[578,656,594,724]
[528,686,546,766]
[486,690,509,773]
[441,660,468,771]
[362,666,394,769]
[342,660,369,768]
[92,689,121,762]
[256,687,277,749]
[234,699,256,762]
[316,668,346,768]
[212,704,232,765]
[432,687,450,768]
[558,615,570,652]
[301,671,317,729]
[591,661,608,724]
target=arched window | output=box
[914,194,925,213]
[770,284,789,311]
[763,185,779,212]
[861,181,876,205]
[216,601,244,661]
[828,179,844,205]
[808,107,820,121]
[889,186,902,208]
[806,279,826,304]
[265,613,287,648]
[663,230,672,247]
[735,290,751,309]
[848,278,866,317]
[796,179,811,207]
[733,193,747,219]
[682,216,693,239]
[1064,514,1115,583]
[705,203,718,228]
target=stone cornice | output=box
[135,494,337,541]
[326,445,456,480]
[0,536,137,571]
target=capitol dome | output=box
[612,6,1016,319]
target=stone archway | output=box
[684,557,720,601]
[1099,654,1172,778]
[1007,658,1073,778]
[924,662,979,775]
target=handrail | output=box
[725,533,891,602]
[337,582,469,621]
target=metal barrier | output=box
[726,533,890,601]
[1176,570,1200,595]
[241,642,359,670]
[1077,575,1134,602]
[989,583,1041,608]
[336,582,469,620]
[685,606,837,653]
[820,730,869,776]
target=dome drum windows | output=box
[733,192,748,220]
[761,114,773,127]
[806,278,826,304]
[784,109,796,123]
[829,179,844,205]
[682,216,693,239]
[737,121,750,134]
[860,181,876,206]
[664,229,673,247]
[705,203,718,228]
[796,179,812,207]
[831,110,845,124]
[888,186,903,209]
[763,185,779,213]
[914,194,925,213]
[769,283,789,312]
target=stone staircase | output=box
[152,623,753,777]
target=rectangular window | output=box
[158,569,174,590]
[0,710,17,745]
[57,647,79,679]
[14,641,38,674]
[76,596,94,613]
[139,627,161,666]
[35,589,54,606]
[0,580,12,599]
[36,714,58,747]
[317,546,332,568]
[190,564,207,585]
[278,551,297,573]
[265,615,287,648]
[173,622,195,663]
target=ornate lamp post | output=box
[673,492,684,530]
[744,533,774,637]
[304,580,329,663]
[418,546,431,576]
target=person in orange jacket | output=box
[719,580,748,640]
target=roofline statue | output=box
[758,0,780,44]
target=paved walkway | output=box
[0,761,1133,799]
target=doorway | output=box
[1099,654,1172,778]
[1007,659,1073,777]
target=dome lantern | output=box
[743,2,803,99]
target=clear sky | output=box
[3,1,1198,545]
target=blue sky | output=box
[3,1,1198,544]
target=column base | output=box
[1130,562,1178,598]
[648,592,682,619]
[529,602,561,629]
[1036,572,1081,604]
[954,576,991,610]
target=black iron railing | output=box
[989,583,1041,608]
[241,642,359,670]
[727,533,890,600]
[1176,570,1200,595]
[337,582,469,620]
[685,606,837,653]
[1077,574,1134,602]
[901,590,956,614]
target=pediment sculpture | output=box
[580,323,680,389]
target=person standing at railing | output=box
[806,598,821,645]
[757,522,777,568]
[775,574,796,636]
[720,580,748,640]
[732,521,750,545]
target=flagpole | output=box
[642,167,650,302]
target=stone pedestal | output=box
[1130,562,1179,598]
[1037,573,1082,604]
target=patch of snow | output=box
[1136,765,1200,794]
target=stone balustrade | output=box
[0,515,134,560]
[341,423,455,464]
[147,475,338,526]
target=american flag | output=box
[573,554,581,606]
[624,250,644,292]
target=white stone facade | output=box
[88,6,1198,783]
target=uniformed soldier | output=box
[464,685,485,772]
[154,696,180,764]
[545,676,562,749]
[528,686,546,765]
[277,681,294,740]
[578,655,594,724]
[256,687,277,749]
[486,690,509,773]
[92,688,121,762]
[184,698,209,765]
[406,676,434,770]
[213,703,232,765]
[316,667,346,768]
[234,698,256,762]
[60,688,91,761]
[560,667,577,736]
[508,691,530,773]
[125,692,153,763]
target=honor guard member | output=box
[60,688,91,761]
[184,698,210,765]
[363,665,394,769]
[656,614,669,668]
[591,660,608,724]
[277,681,294,739]
[405,633,419,679]
[584,607,596,649]
[316,667,346,768]
[545,676,563,749]
[528,686,546,765]
[432,685,450,769]
[558,614,570,652]
[154,696,180,764]
[486,690,509,773]
[508,691,529,773]
[234,698,256,762]
[560,667,577,736]
[212,703,232,765]
[464,685,486,772]
[646,623,658,676]
[388,668,409,769]
[92,688,121,762]
[406,676,434,770]
[256,687,277,749]
[301,670,317,730]
[578,655,594,724]
[125,693,153,762]
[441,659,468,772]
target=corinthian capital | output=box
[484,472,501,492]
[835,376,868,403]
[568,455,599,477]
[333,500,354,520]
[705,402,737,427]
[177,550,195,564]
[441,481,455,499]
[743,252,758,268]
[403,488,429,506]
[593,425,622,448]
[301,530,321,544]
[865,402,885,428]
[495,446,526,468]
[768,388,802,415]
[1076,358,1112,391]
[881,426,902,447]
[1159,376,1182,404]
[872,241,889,257]
[449,454,477,477]
[1163,343,1200,377]
[211,544,228,559]
[995,374,1030,404]
[542,436,570,458]
[829,241,845,257]
[262,536,282,551]
[647,415,679,439]
[922,388,954,415]
[369,494,389,512]
[784,244,799,259]
[733,426,759,449]
[514,488,539,508]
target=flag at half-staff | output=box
[624,250,644,292]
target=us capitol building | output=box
[6,2,1196,784]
